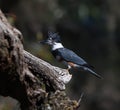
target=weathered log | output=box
[0,9,79,110]
[24,50,72,90]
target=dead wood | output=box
[0,9,80,110]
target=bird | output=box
[40,31,102,79]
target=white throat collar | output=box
[52,43,64,50]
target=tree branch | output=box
[0,9,79,110]
[23,50,72,90]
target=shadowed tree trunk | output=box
[0,10,81,110]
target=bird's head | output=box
[40,31,61,46]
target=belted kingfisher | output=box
[40,31,102,79]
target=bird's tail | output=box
[84,67,103,79]
[78,66,103,79]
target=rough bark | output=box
[0,10,79,110]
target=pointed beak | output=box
[39,39,52,45]
[39,40,47,44]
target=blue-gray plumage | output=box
[52,48,88,66]
[40,31,102,79]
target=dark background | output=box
[0,0,120,110]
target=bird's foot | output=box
[66,68,70,72]
[66,65,71,71]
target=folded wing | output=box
[57,48,90,67]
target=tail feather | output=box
[82,64,95,69]
[85,67,103,79]
[78,66,103,79]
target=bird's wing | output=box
[56,48,102,79]
[57,48,89,66]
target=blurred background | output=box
[0,0,120,110]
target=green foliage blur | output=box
[0,0,120,110]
